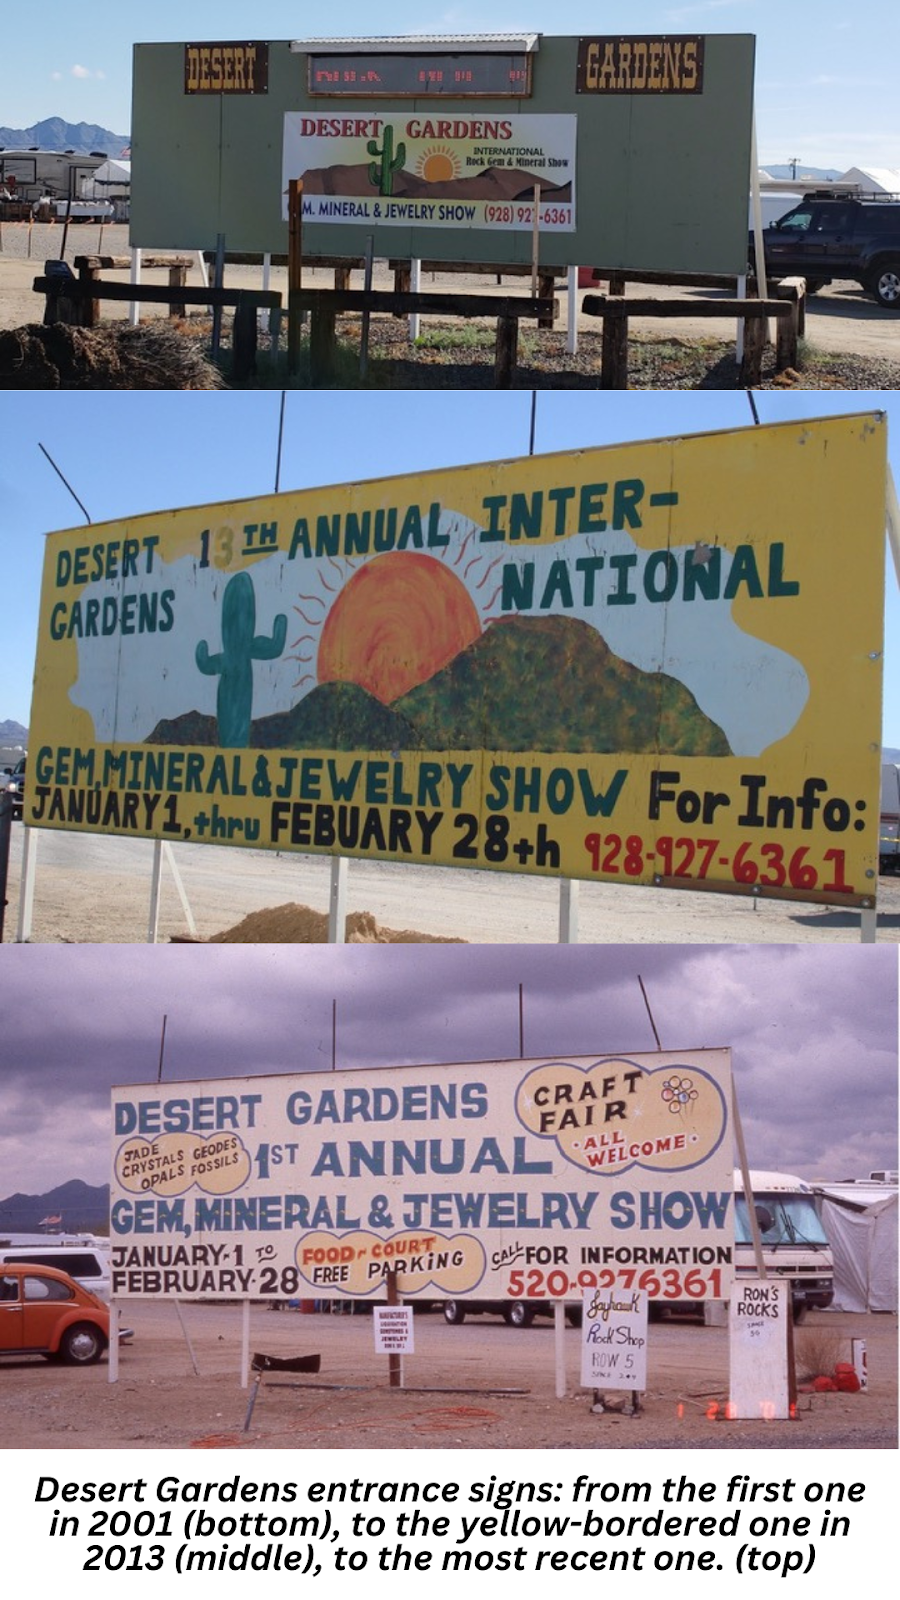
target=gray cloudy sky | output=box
[0,943,895,1199]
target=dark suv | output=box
[749,191,900,307]
[3,757,25,820]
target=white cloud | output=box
[71,64,92,79]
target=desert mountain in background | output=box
[0,117,128,154]
[0,1179,109,1235]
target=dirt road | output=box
[0,1301,893,1451]
[4,825,899,943]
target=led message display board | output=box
[29,415,886,906]
[131,33,755,271]
[110,1051,733,1303]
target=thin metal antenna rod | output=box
[157,1014,168,1083]
[275,392,286,492]
[518,983,525,1058]
[746,390,761,425]
[637,975,663,1051]
[528,392,537,455]
[38,442,92,524]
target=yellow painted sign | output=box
[30,414,886,903]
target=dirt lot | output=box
[0,1302,893,1452]
[3,224,899,388]
[4,825,899,943]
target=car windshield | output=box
[777,208,813,232]
[734,1193,829,1247]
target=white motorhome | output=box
[733,1169,834,1320]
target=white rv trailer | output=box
[0,148,108,206]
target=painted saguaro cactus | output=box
[367,125,406,196]
[196,571,287,747]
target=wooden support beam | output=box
[76,259,101,328]
[168,263,187,320]
[292,287,556,320]
[287,178,303,376]
[582,294,790,320]
[600,313,629,388]
[773,276,806,368]
[495,315,518,387]
[740,313,766,385]
[34,276,281,310]
[537,272,556,328]
[309,304,337,385]
[231,296,258,381]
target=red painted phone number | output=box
[584,832,854,893]
[508,1265,724,1300]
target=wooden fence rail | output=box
[581,285,805,388]
[290,287,557,388]
[33,259,282,378]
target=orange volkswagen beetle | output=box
[0,1263,110,1364]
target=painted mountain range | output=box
[147,615,730,755]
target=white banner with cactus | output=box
[283,112,576,231]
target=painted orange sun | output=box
[415,144,461,183]
[317,552,482,704]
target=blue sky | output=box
[1,391,898,747]
[5,0,899,172]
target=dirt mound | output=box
[0,321,225,388]
[206,902,465,943]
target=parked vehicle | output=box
[3,756,25,820]
[748,190,900,306]
[0,149,108,209]
[0,1240,111,1302]
[733,1169,834,1321]
[0,1262,110,1364]
[442,1299,582,1328]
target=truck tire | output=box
[503,1301,536,1328]
[443,1301,466,1324]
[870,261,900,307]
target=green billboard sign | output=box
[131,33,755,273]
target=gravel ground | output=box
[5,826,899,944]
[4,221,899,389]
[286,317,900,391]
[0,1303,893,1451]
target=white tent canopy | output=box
[817,1190,898,1313]
[836,166,900,195]
[87,158,131,193]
